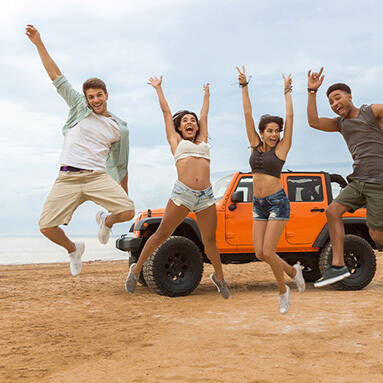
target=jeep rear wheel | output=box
[318,234,376,290]
[129,252,147,286]
[143,236,204,297]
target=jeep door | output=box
[283,174,328,245]
[224,175,254,248]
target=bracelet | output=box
[307,88,318,93]
[240,82,248,88]
[284,86,292,94]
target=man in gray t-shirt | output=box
[307,67,383,287]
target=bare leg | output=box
[369,229,383,245]
[40,226,76,253]
[325,202,351,266]
[134,200,190,274]
[105,210,135,228]
[195,204,224,281]
[261,220,288,294]
[253,221,295,278]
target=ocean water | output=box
[0,236,131,265]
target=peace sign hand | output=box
[236,66,248,87]
[282,73,292,92]
[307,67,325,90]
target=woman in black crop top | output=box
[237,66,305,314]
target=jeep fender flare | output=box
[313,217,369,248]
[134,216,203,243]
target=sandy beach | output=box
[1,253,383,383]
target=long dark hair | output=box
[172,110,200,137]
[258,114,284,133]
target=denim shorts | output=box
[170,180,216,213]
[252,188,290,221]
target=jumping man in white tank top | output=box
[26,25,135,276]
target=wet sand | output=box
[1,253,383,382]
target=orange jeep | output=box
[117,171,379,296]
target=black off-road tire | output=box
[318,234,376,290]
[143,236,204,297]
[129,252,147,286]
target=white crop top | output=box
[174,139,210,164]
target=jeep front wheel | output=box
[318,234,376,290]
[143,236,204,297]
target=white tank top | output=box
[174,139,210,164]
[59,112,121,171]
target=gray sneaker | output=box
[69,242,85,276]
[314,265,351,288]
[292,264,306,293]
[96,211,111,244]
[210,273,230,299]
[279,285,290,315]
[125,263,139,293]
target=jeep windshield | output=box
[213,174,234,200]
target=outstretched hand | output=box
[282,73,292,92]
[236,66,248,86]
[307,67,324,90]
[147,76,163,89]
[203,83,210,95]
[25,25,41,45]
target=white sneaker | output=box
[279,285,290,315]
[96,211,111,244]
[69,242,85,276]
[292,264,306,293]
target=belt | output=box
[60,166,92,172]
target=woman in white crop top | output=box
[125,76,229,298]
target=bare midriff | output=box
[176,157,211,190]
[252,172,283,198]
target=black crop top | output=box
[249,143,285,179]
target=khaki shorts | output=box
[39,170,135,229]
[334,179,383,230]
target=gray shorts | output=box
[170,180,216,213]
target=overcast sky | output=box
[1,0,383,236]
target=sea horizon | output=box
[0,235,132,266]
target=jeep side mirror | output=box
[229,190,244,211]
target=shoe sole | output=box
[125,263,137,293]
[279,286,290,314]
[70,242,85,276]
[209,274,230,299]
[314,271,351,288]
[293,265,306,293]
[96,211,110,244]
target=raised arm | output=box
[307,67,339,132]
[236,66,261,148]
[25,25,61,81]
[197,83,210,142]
[277,73,293,158]
[147,76,179,152]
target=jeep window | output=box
[287,176,324,202]
[213,174,234,200]
[234,176,253,202]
